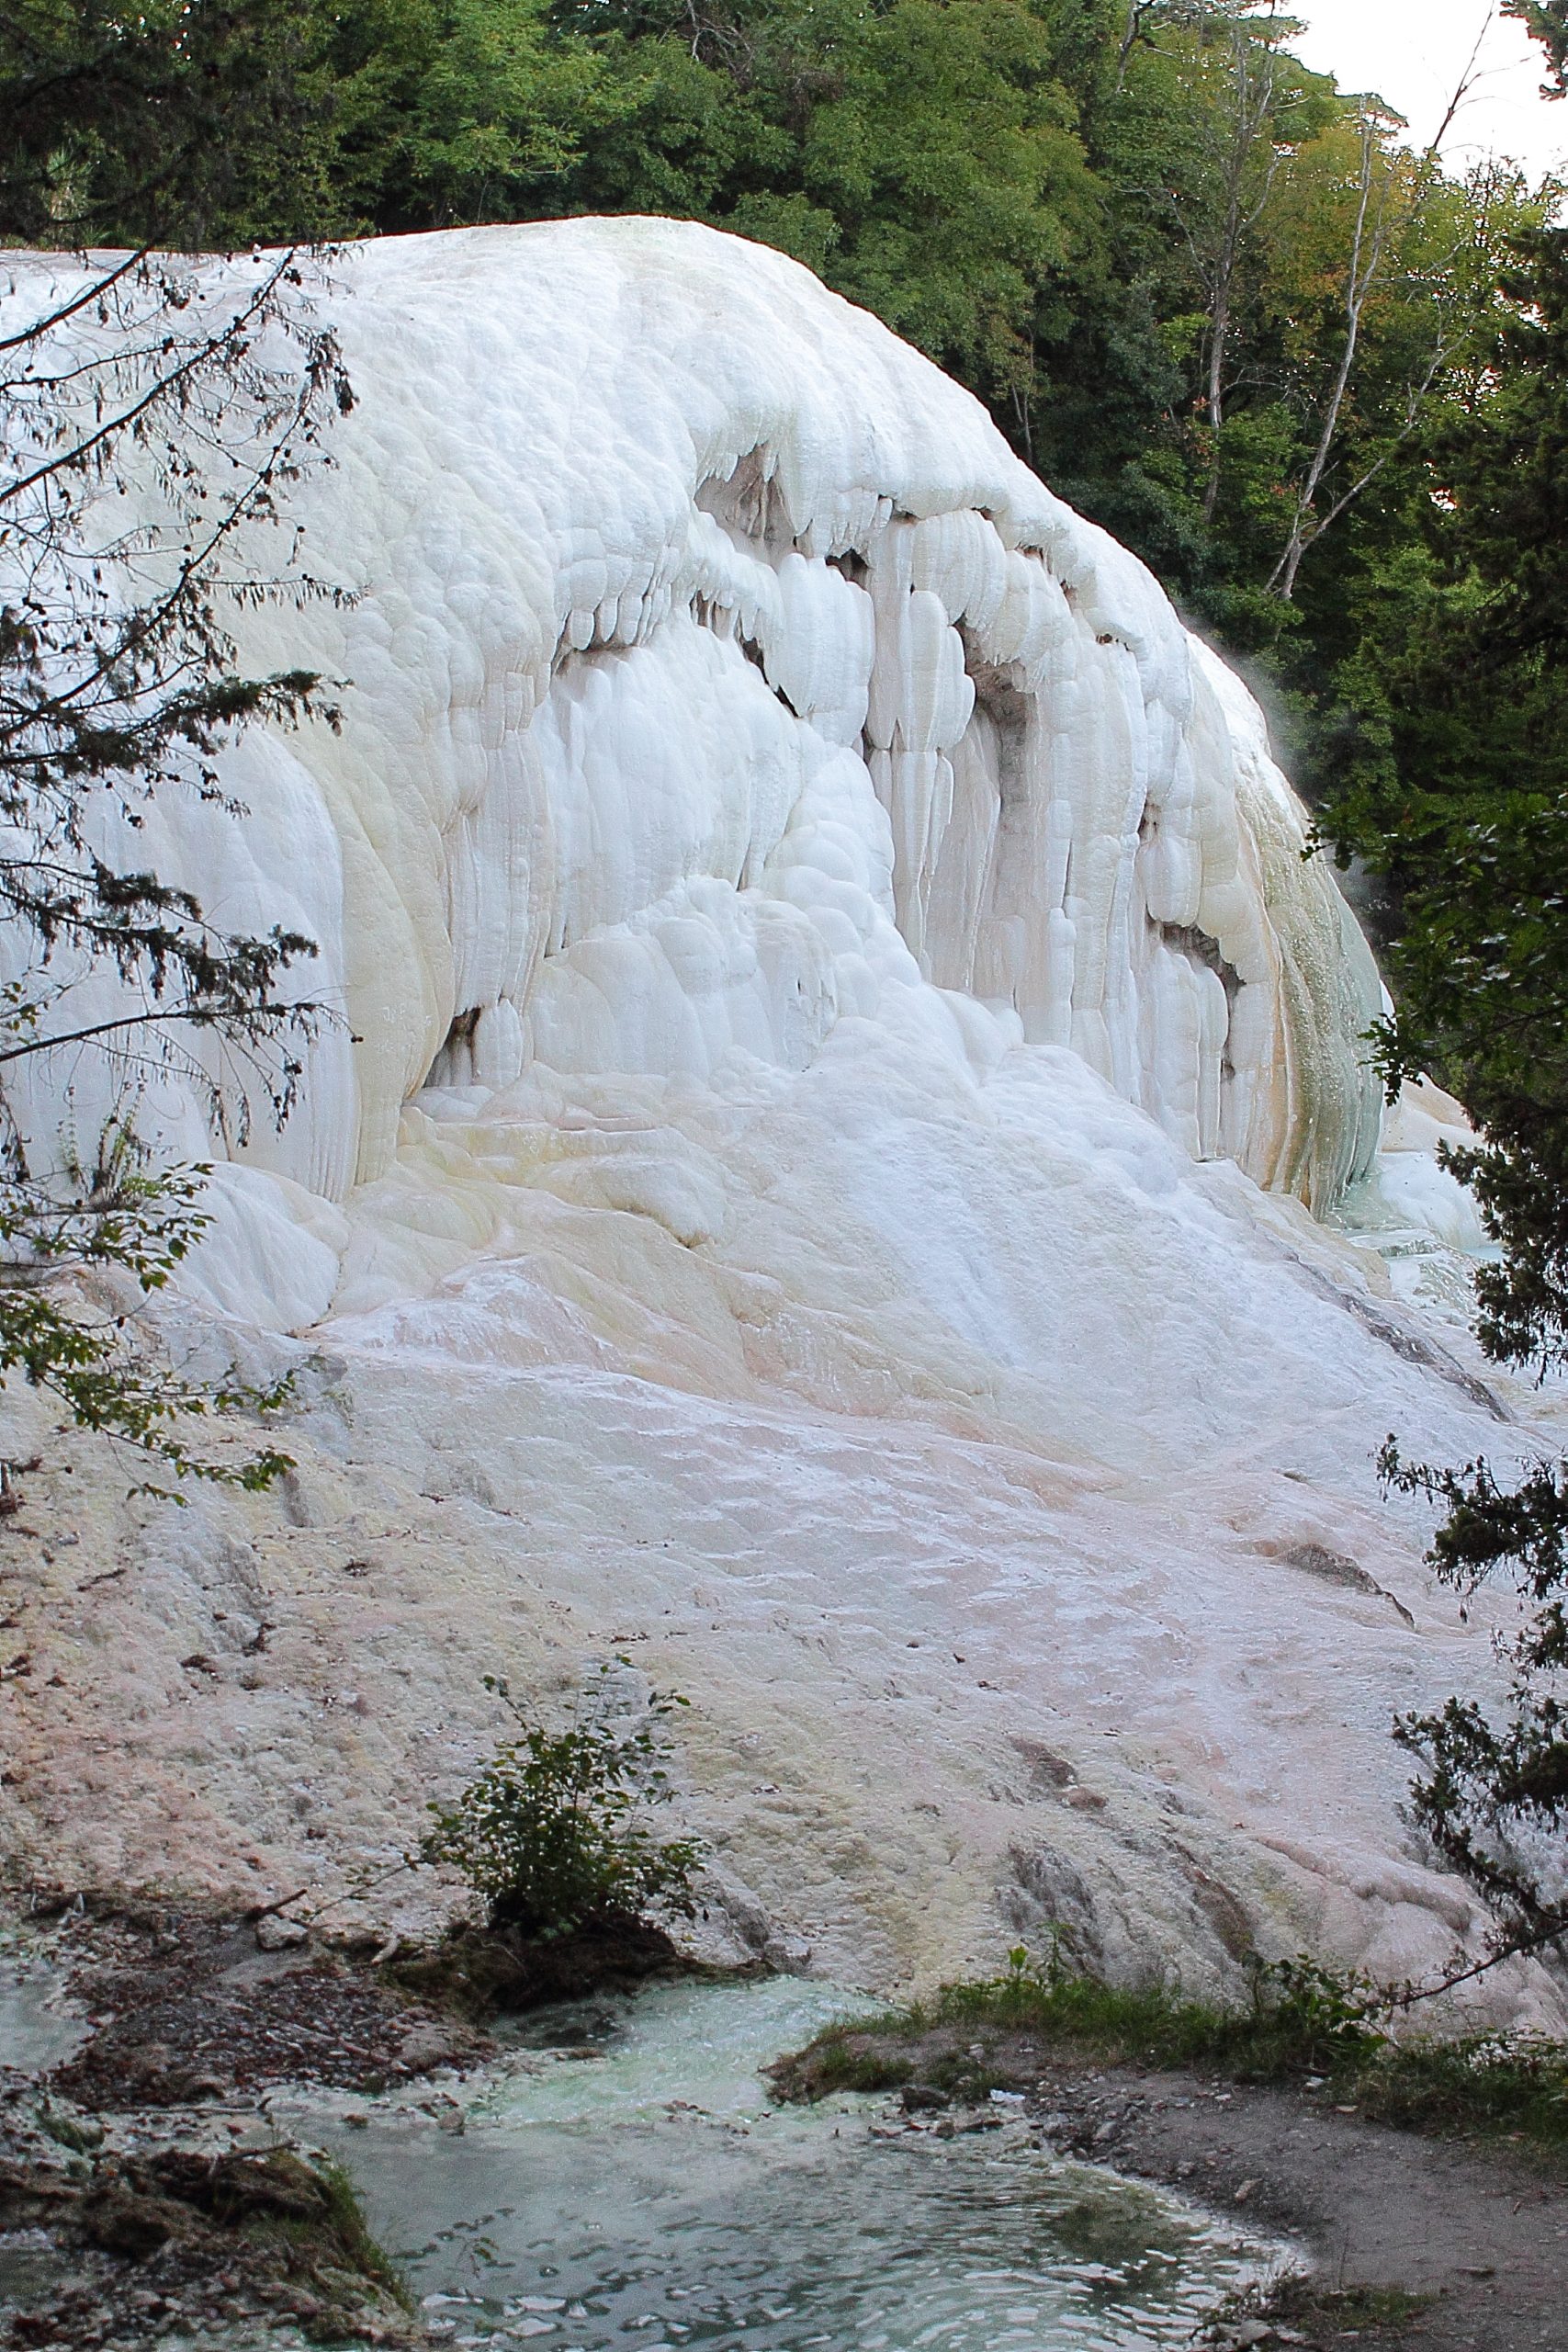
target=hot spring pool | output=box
[273,1976,1294,2352]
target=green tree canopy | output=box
[1506,0,1568,98]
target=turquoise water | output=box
[280,1978,1292,2352]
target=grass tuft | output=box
[311,2155,415,2313]
[770,1944,1568,2153]
[224,2149,417,2330]
[1205,2277,1434,2344]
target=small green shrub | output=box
[416,1668,705,1939]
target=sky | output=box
[1290,0,1568,181]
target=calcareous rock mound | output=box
[1,221,1555,2019]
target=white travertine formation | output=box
[8,224,1557,2016]
[292,220,1381,1216]
[5,219,1380,1229]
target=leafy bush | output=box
[416,1668,705,1939]
[0,245,345,1493]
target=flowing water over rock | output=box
[0,1948,89,2320]
[276,1979,1292,2352]
[0,1945,89,2075]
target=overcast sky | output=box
[1290,0,1567,179]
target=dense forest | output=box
[0,4,1554,779]
[5,0,1568,1968]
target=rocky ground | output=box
[0,1899,682,2349]
[0,2128,429,2349]
[0,1903,471,2347]
[42,1903,491,2113]
[775,2020,1568,2352]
